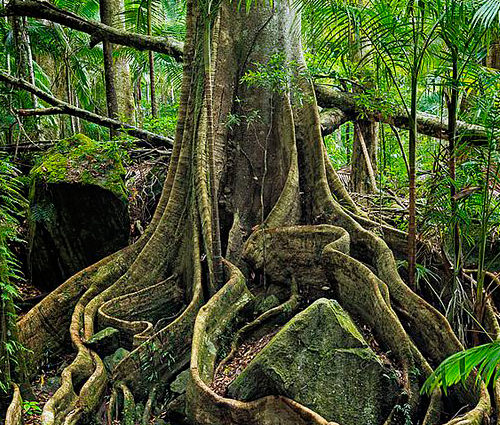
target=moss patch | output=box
[30,134,129,202]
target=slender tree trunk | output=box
[111,0,136,124]
[100,0,119,137]
[350,119,379,193]
[11,15,39,134]
[148,0,157,118]
[348,0,379,195]
[448,48,461,278]
[408,74,418,290]
[486,42,500,69]
[65,62,76,134]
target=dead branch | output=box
[0,71,173,147]
[316,84,489,145]
[2,0,183,61]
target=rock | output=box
[86,327,120,356]
[167,393,186,421]
[227,298,400,425]
[170,369,190,394]
[28,134,130,291]
[104,347,130,373]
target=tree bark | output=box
[8,2,491,425]
[105,0,135,123]
[350,120,379,193]
[99,0,119,138]
[147,0,157,118]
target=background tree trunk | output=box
[99,0,136,130]
[99,0,119,137]
[350,119,379,193]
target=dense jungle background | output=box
[1,0,500,424]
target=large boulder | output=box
[227,298,400,425]
[28,134,130,291]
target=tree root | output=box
[16,2,495,423]
[186,261,338,425]
[214,276,300,380]
[5,383,23,425]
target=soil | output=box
[22,353,74,425]
[211,326,281,396]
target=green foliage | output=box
[139,340,175,383]
[393,400,413,425]
[142,103,179,136]
[230,0,273,13]
[23,400,43,415]
[241,52,309,103]
[0,155,27,395]
[422,341,500,395]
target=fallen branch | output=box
[2,0,184,61]
[316,84,489,145]
[0,71,173,147]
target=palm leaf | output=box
[422,341,500,395]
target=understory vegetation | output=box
[0,0,499,424]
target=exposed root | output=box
[214,276,300,380]
[5,383,23,425]
[18,1,494,424]
[186,261,338,425]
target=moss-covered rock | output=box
[227,298,400,425]
[104,348,130,373]
[86,327,120,356]
[30,134,129,201]
[170,369,190,395]
[28,134,130,291]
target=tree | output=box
[99,0,137,132]
[4,1,493,424]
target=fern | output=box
[0,154,27,395]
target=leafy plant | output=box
[422,340,500,395]
[0,155,27,396]
[23,400,43,415]
[241,52,310,103]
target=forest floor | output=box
[211,325,281,396]
[22,353,74,425]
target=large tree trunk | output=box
[9,2,492,425]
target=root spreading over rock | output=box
[6,1,497,425]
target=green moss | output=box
[30,134,130,202]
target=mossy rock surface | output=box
[30,134,129,201]
[170,369,190,395]
[28,135,130,291]
[104,348,130,373]
[227,298,400,425]
[86,327,120,355]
